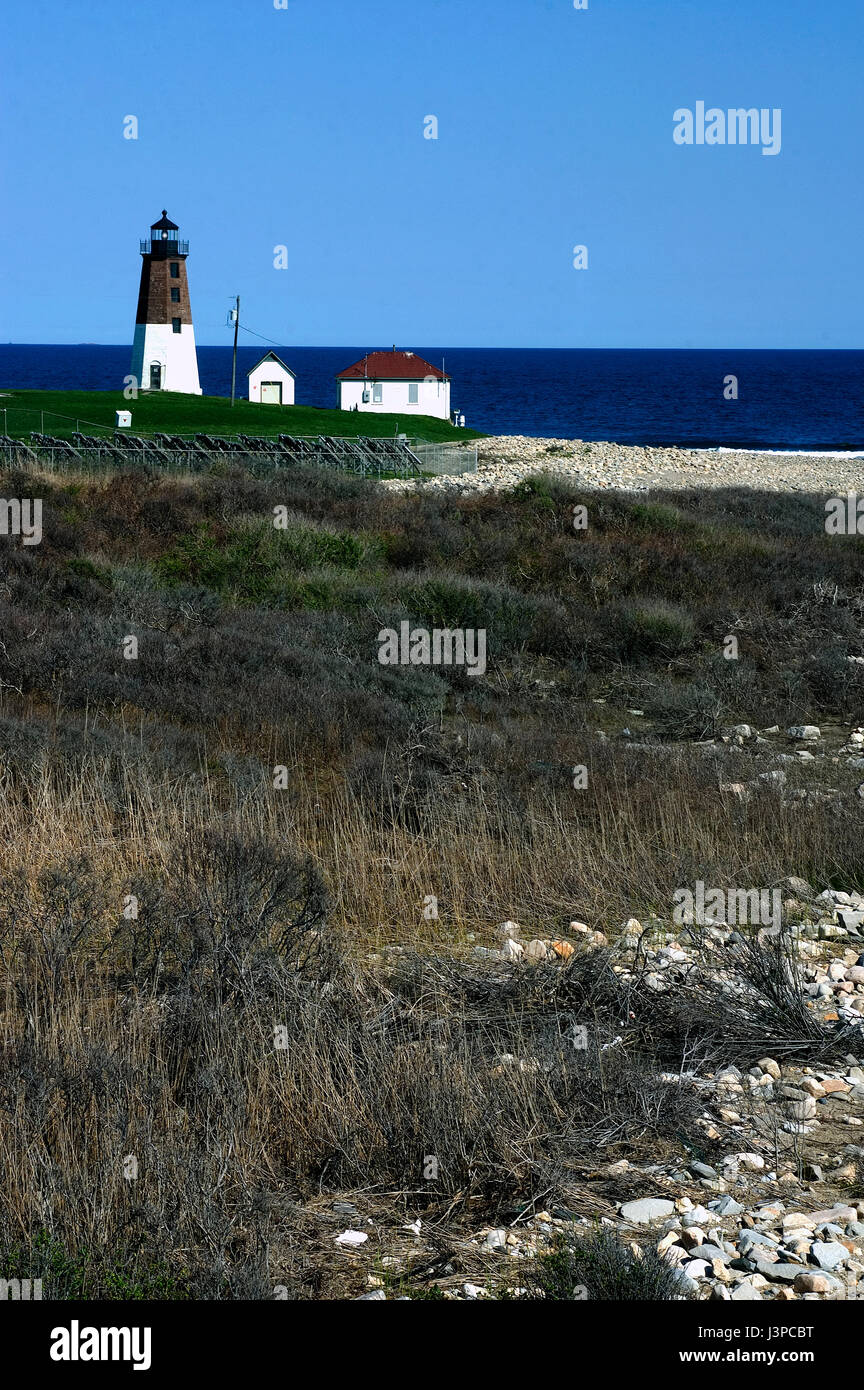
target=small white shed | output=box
[247,351,296,405]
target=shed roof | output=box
[247,351,296,378]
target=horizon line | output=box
[2,343,861,353]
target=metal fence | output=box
[0,432,476,481]
[407,441,478,475]
[0,432,478,480]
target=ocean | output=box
[1,345,861,451]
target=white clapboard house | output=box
[336,350,451,419]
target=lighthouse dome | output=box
[151,210,179,233]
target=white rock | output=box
[496,920,522,941]
[501,938,524,961]
[783,1096,817,1120]
[606,1159,631,1176]
[800,1077,826,1097]
[620,1197,676,1224]
[335,1230,369,1247]
[482,1228,508,1252]
[811,1241,848,1272]
[524,939,551,963]
[730,1281,762,1300]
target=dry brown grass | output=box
[1,461,863,1297]
[0,722,860,948]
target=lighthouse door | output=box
[261,381,282,405]
[149,363,163,390]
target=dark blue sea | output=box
[1,346,862,450]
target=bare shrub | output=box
[527,1228,693,1301]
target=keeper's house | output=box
[247,352,296,405]
[336,350,451,419]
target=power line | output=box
[223,304,288,350]
[238,323,289,348]
[226,297,294,404]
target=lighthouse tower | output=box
[130,211,202,394]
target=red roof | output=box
[336,350,449,382]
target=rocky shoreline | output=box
[384,436,864,495]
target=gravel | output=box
[382,436,864,496]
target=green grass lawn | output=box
[0,389,484,444]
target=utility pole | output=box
[230,295,240,406]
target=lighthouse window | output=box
[172,318,182,334]
[170,288,180,302]
[408,383,419,403]
[170,263,180,278]
[372,383,383,403]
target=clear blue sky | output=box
[2,0,861,347]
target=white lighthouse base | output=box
[131,323,202,395]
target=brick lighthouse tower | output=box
[130,211,202,394]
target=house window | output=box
[172,318,182,334]
[170,263,180,278]
[170,288,180,302]
[372,383,383,404]
[408,383,419,404]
